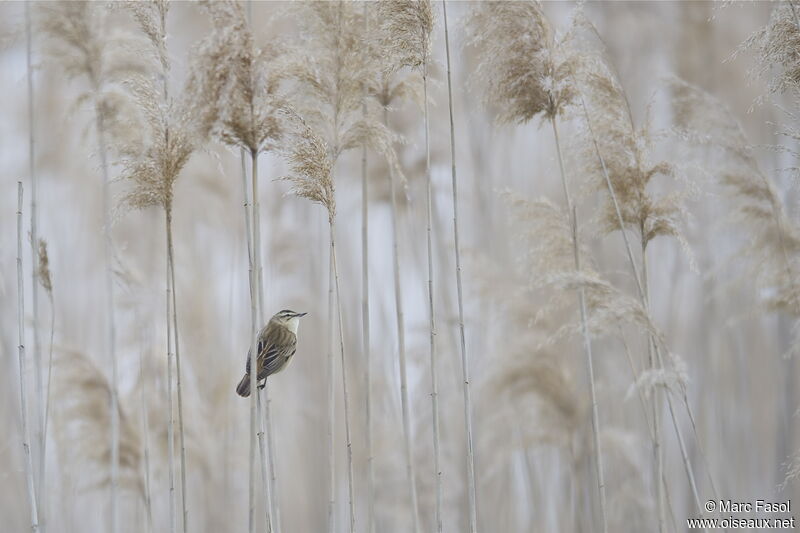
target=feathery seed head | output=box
[53,350,142,493]
[377,0,434,72]
[572,19,687,248]
[282,1,403,196]
[673,80,800,315]
[117,0,197,212]
[741,2,800,97]
[286,1,376,154]
[190,0,286,153]
[39,1,147,144]
[125,0,170,75]
[118,74,195,211]
[467,0,575,122]
[280,109,336,221]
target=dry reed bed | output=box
[2,1,799,533]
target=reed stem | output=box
[25,10,45,529]
[138,338,154,533]
[249,149,276,533]
[422,53,442,533]
[17,181,40,533]
[326,243,336,533]
[165,208,177,533]
[331,220,356,533]
[577,87,711,526]
[166,205,188,533]
[550,116,608,533]
[442,4,478,530]
[361,6,374,530]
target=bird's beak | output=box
[296,312,307,317]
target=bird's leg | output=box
[258,378,266,390]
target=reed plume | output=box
[740,2,800,98]
[191,0,284,154]
[466,1,575,124]
[573,36,687,253]
[52,349,142,495]
[671,79,800,324]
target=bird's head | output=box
[273,309,307,334]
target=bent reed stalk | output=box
[573,61,710,524]
[442,3,478,531]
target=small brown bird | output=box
[236,309,307,397]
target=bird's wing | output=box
[244,326,270,375]
[257,324,297,379]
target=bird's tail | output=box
[236,374,252,397]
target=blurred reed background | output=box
[1,1,797,532]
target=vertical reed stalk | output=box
[641,248,703,520]
[165,209,177,533]
[25,9,45,525]
[330,220,356,533]
[152,10,188,526]
[241,145,274,533]
[327,245,336,533]
[166,205,188,533]
[550,116,608,533]
[361,8,374,533]
[41,283,55,470]
[260,253,280,533]
[641,246,666,532]
[17,181,40,533]
[362,144,375,533]
[247,155,261,533]
[442,4,478,531]
[256,393,273,533]
[642,251,689,530]
[239,147,258,533]
[382,104,420,533]
[247,324,257,533]
[572,206,608,532]
[361,130,375,533]
[98,106,120,533]
[249,148,275,533]
[422,51,442,533]
[138,342,154,533]
[263,386,279,533]
[40,243,54,533]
